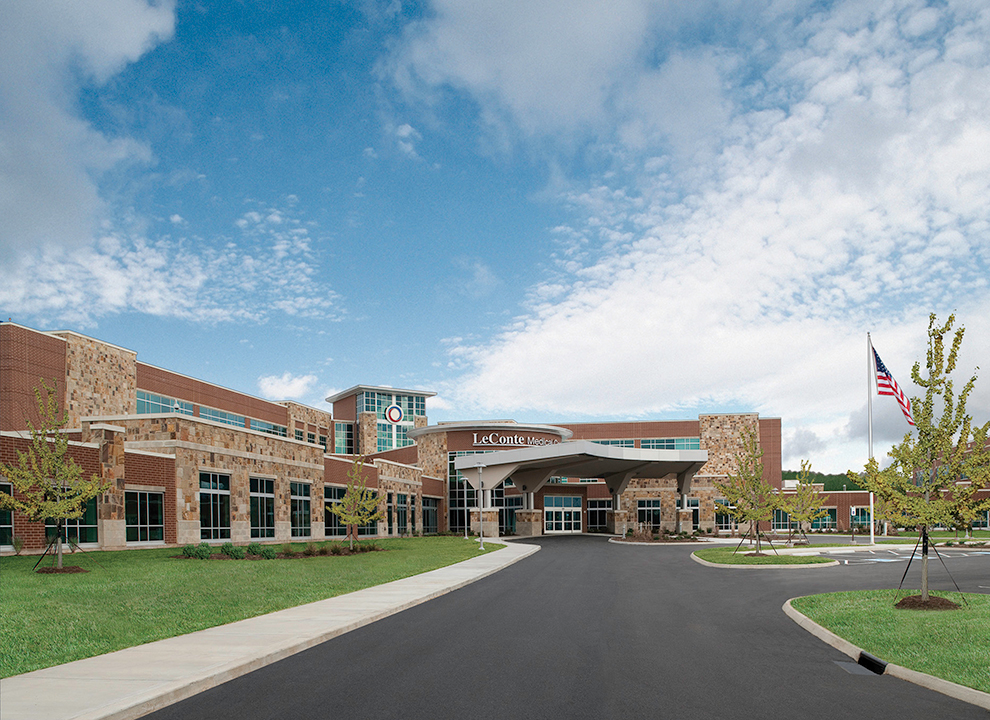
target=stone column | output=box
[515,509,543,536]
[86,423,127,550]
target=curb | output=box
[783,597,990,711]
[690,552,839,569]
[0,541,539,720]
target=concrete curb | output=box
[690,552,839,569]
[783,597,990,711]
[0,541,539,720]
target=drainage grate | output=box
[834,661,877,675]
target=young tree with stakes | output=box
[0,380,109,569]
[327,456,384,550]
[715,427,779,554]
[852,314,990,602]
[781,460,828,544]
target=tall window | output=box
[325,485,347,537]
[358,491,378,536]
[397,493,408,535]
[46,496,99,544]
[715,498,734,531]
[1,481,13,546]
[290,482,311,537]
[422,497,439,535]
[772,508,794,531]
[812,508,837,530]
[200,472,231,540]
[387,493,394,535]
[125,491,164,542]
[587,499,612,532]
[358,390,425,451]
[250,478,275,538]
[334,422,354,454]
[637,499,662,528]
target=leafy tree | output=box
[0,380,109,569]
[781,460,828,543]
[715,428,779,554]
[327,456,383,550]
[851,314,990,601]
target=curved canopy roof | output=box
[453,440,708,497]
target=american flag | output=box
[873,347,915,426]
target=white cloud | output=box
[257,372,319,400]
[399,0,990,472]
[0,0,175,262]
[0,202,342,326]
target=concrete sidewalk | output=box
[0,541,538,720]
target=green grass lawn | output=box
[694,547,834,565]
[0,537,494,678]
[792,590,990,694]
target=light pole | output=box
[463,474,468,540]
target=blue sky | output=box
[2,0,989,472]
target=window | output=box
[47,496,99,544]
[715,498,734,531]
[334,422,354,454]
[851,507,871,528]
[307,432,316,445]
[295,428,304,441]
[289,483,311,537]
[325,485,347,537]
[1,481,13,546]
[396,493,408,535]
[200,472,231,540]
[641,437,701,450]
[422,497,439,535]
[587,498,612,532]
[358,491,378,536]
[592,439,634,447]
[772,508,794,531]
[250,478,275,538]
[250,419,287,437]
[125,491,164,542]
[137,390,193,416]
[637,498,662,527]
[812,508,838,530]
[358,391,421,451]
[290,482,311,537]
[200,407,246,428]
[387,493,394,535]
[319,434,328,452]
[447,451,484,534]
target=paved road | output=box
[147,536,988,720]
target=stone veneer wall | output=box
[414,432,448,481]
[695,413,760,480]
[53,332,136,428]
[280,401,332,439]
[357,411,377,456]
[121,416,326,545]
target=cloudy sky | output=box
[2,0,988,472]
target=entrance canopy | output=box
[454,440,708,497]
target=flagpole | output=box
[867,332,875,545]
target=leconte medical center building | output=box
[2,320,894,554]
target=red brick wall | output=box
[562,420,701,444]
[759,418,782,489]
[136,363,289,425]
[0,324,67,431]
[324,456,379,489]
[125,451,177,544]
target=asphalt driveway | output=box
[147,536,988,719]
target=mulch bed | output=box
[895,594,961,611]
[36,566,88,574]
[615,536,703,543]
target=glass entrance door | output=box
[544,496,582,534]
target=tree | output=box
[781,460,828,544]
[852,314,990,601]
[0,380,109,569]
[715,427,779,554]
[327,456,383,550]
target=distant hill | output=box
[781,469,862,492]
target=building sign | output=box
[472,432,560,448]
[384,405,404,423]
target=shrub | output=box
[230,545,247,559]
[303,542,318,557]
[329,543,344,556]
[259,545,277,559]
[220,542,236,557]
[281,543,295,557]
[246,542,263,556]
[181,544,197,558]
[12,537,24,556]
[194,542,213,560]
[318,544,329,556]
